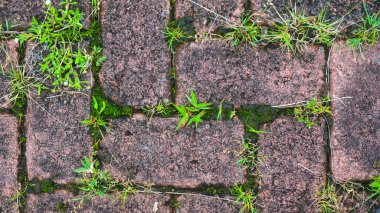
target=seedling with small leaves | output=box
[225,14,261,47]
[347,3,380,51]
[81,96,107,129]
[231,184,257,213]
[73,157,118,203]
[174,89,212,130]
[142,99,174,118]
[294,96,331,128]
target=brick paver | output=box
[330,42,380,181]
[99,0,171,108]
[79,194,171,213]
[176,41,325,105]
[256,117,325,212]
[27,191,171,213]
[0,40,19,109]
[0,114,19,212]
[25,43,92,184]
[175,0,244,32]
[176,195,241,212]
[99,114,246,188]
[27,190,75,213]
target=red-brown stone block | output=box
[0,114,20,212]
[176,41,325,105]
[256,117,325,212]
[330,42,380,181]
[99,0,171,107]
[99,114,246,188]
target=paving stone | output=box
[98,114,246,188]
[0,40,19,109]
[0,114,20,212]
[176,195,242,212]
[25,43,93,184]
[79,194,171,213]
[251,0,379,26]
[0,0,91,29]
[27,190,75,213]
[330,42,380,181]
[256,117,325,212]
[99,0,171,108]
[176,41,325,105]
[175,0,245,32]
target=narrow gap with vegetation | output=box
[13,41,28,213]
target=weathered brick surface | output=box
[0,0,91,29]
[0,40,19,109]
[256,117,325,212]
[99,0,171,108]
[99,114,246,188]
[175,0,245,32]
[79,194,171,213]
[27,190,75,213]
[176,41,325,105]
[176,195,241,212]
[25,43,92,184]
[330,42,380,181]
[251,0,379,26]
[27,191,171,213]
[0,114,19,212]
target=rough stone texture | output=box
[0,114,20,212]
[27,191,171,212]
[0,0,91,29]
[330,42,380,181]
[25,43,92,184]
[176,195,242,212]
[0,40,19,109]
[175,0,245,32]
[256,117,325,212]
[100,0,171,108]
[27,190,75,213]
[251,0,380,26]
[99,114,246,188]
[176,41,325,105]
[80,194,171,213]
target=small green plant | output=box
[81,96,108,130]
[174,89,212,130]
[168,198,181,208]
[18,0,103,93]
[225,14,261,47]
[231,184,257,213]
[369,175,380,199]
[142,99,174,118]
[265,9,310,53]
[217,99,224,121]
[317,183,341,213]
[294,96,331,128]
[347,3,380,51]
[73,157,118,203]
[246,125,270,135]
[308,8,340,45]
[163,20,194,52]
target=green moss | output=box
[29,179,57,193]
[168,197,181,208]
[40,180,57,193]
[237,105,290,139]
[11,96,27,120]
[91,85,133,119]
[55,202,68,212]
